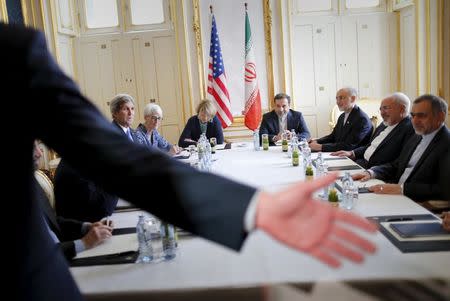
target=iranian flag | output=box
[243,7,262,131]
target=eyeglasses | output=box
[379,106,392,111]
[336,96,348,100]
[150,116,163,121]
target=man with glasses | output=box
[136,103,181,155]
[353,94,450,202]
[309,87,373,152]
[331,92,414,168]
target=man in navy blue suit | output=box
[259,93,310,145]
[331,92,414,168]
[1,24,377,301]
[309,87,373,152]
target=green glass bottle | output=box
[328,188,339,207]
[282,138,288,152]
[262,134,269,151]
[305,165,314,180]
[292,150,299,166]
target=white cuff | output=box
[244,192,260,233]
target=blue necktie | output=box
[127,129,133,141]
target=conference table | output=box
[71,143,450,300]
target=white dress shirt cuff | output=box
[74,239,86,254]
[367,169,376,178]
[244,191,260,233]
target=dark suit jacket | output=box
[54,159,119,222]
[36,183,83,260]
[178,115,224,147]
[259,110,311,145]
[112,120,139,142]
[317,105,373,152]
[3,24,255,300]
[372,126,450,201]
[353,117,415,168]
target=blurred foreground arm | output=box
[255,173,377,267]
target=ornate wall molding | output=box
[192,0,206,100]
[263,0,274,110]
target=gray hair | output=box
[390,92,411,114]
[341,87,358,98]
[143,103,163,117]
[414,94,448,116]
[110,94,135,115]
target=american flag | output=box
[207,15,233,128]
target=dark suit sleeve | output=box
[317,126,338,145]
[353,145,367,159]
[58,241,76,260]
[55,216,83,241]
[178,117,196,147]
[54,161,119,222]
[259,114,277,144]
[296,113,311,141]
[30,33,255,251]
[212,116,224,144]
[403,149,450,201]
[320,115,372,152]
[370,160,399,182]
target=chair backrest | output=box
[34,169,55,209]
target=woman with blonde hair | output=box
[178,99,224,147]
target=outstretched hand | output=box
[255,173,377,268]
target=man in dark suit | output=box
[54,159,119,222]
[110,93,140,142]
[309,87,373,152]
[33,141,113,260]
[353,94,450,202]
[331,92,415,168]
[2,24,377,301]
[259,93,310,145]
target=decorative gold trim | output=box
[20,0,29,26]
[397,12,402,91]
[192,0,206,100]
[179,0,194,118]
[0,0,8,22]
[171,0,187,125]
[437,0,442,97]
[30,0,38,28]
[287,0,294,103]
[278,0,286,93]
[48,0,61,63]
[415,0,420,96]
[263,0,275,111]
[425,0,430,92]
[227,116,245,128]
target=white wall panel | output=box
[400,7,416,100]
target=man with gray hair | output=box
[353,94,450,202]
[135,103,181,155]
[110,93,138,142]
[331,92,415,168]
[309,87,373,152]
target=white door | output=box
[291,15,339,137]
